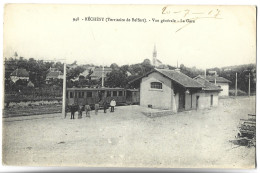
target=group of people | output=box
[69,99,117,119]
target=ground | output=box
[2,96,256,168]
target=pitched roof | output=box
[194,76,223,91]
[156,69,204,88]
[94,67,112,72]
[46,71,63,79]
[48,67,59,72]
[205,75,231,83]
[129,68,204,89]
[79,67,95,77]
[10,68,29,77]
[27,81,35,87]
[90,68,112,79]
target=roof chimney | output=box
[175,60,180,72]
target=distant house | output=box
[195,75,231,97]
[27,81,35,87]
[46,67,63,84]
[71,67,95,82]
[79,67,95,78]
[67,61,78,69]
[90,67,112,81]
[129,68,222,113]
[10,68,29,83]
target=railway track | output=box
[3,105,62,118]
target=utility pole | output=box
[62,63,66,118]
[214,71,217,85]
[235,72,237,97]
[248,73,250,97]
[101,66,104,88]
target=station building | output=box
[130,68,222,113]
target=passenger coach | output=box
[66,87,139,109]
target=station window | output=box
[151,82,162,89]
[87,92,92,97]
[113,91,117,96]
[119,91,123,96]
[66,91,68,98]
[75,92,78,98]
[107,91,111,97]
[70,92,73,98]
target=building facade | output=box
[193,76,223,109]
[45,67,63,84]
[90,67,112,81]
[216,82,229,97]
[195,75,231,97]
[10,68,29,83]
[130,68,222,113]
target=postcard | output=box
[2,4,256,169]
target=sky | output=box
[3,4,256,69]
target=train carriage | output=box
[66,87,136,110]
[126,89,140,105]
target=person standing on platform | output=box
[85,104,91,118]
[94,101,99,115]
[103,99,108,113]
[78,105,83,119]
[110,99,116,112]
[70,105,77,119]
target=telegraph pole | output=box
[214,71,217,85]
[101,66,104,87]
[235,72,237,97]
[62,63,66,118]
[248,73,250,97]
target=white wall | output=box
[218,83,229,96]
[194,92,219,109]
[140,72,172,110]
[139,72,220,111]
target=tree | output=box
[110,63,119,70]
[106,69,128,88]
[120,65,129,73]
[67,66,85,80]
[180,64,204,78]
[208,64,256,93]
[142,59,151,65]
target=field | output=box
[2,96,256,168]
